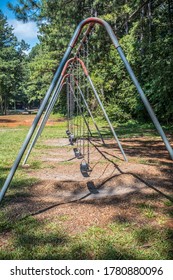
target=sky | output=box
[0,0,39,49]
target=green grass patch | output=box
[137,203,156,219]
[164,198,173,207]
[0,216,172,260]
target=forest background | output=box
[0,0,173,124]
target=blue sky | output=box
[0,0,39,49]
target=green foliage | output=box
[0,10,29,114]
[5,0,173,124]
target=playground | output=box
[0,114,173,259]
[0,15,173,260]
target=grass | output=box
[0,114,173,260]
[137,203,156,219]
[164,200,173,207]
[0,215,172,260]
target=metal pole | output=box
[36,82,63,139]
[117,47,173,160]
[23,77,95,165]
[66,59,126,157]
[37,74,72,140]
[87,75,128,162]
[76,82,105,145]
[23,81,63,165]
[65,59,125,152]
[36,83,63,139]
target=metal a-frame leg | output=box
[68,83,93,138]
[23,82,63,165]
[87,75,128,162]
[76,82,105,145]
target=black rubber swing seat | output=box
[66,130,71,136]
[69,134,76,145]
[80,162,91,176]
[73,148,83,159]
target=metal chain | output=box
[86,36,90,167]
[76,59,79,149]
[82,42,85,158]
[67,81,70,132]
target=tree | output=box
[0,10,29,114]
[7,0,173,123]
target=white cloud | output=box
[8,19,38,41]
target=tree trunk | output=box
[0,98,3,115]
[100,87,104,97]
[0,86,2,114]
[125,0,129,34]
[148,0,152,45]
[140,3,145,55]
[168,0,173,33]
[4,94,7,115]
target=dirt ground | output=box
[0,114,62,127]
[1,115,173,234]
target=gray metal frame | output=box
[65,58,127,160]
[75,81,105,145]
[1,17,172,203]
[23,82,64,165]
[23,73,105,165]
[87,75,127,161]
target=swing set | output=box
[0,17,173,203]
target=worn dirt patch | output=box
[3,135,173,235]
[0,115,64,128]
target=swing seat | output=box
[73,148,83,159]
[80,162,89,172]
[66,130,71,136]
[69,134,76,145]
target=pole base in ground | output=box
[22,164,30,168]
